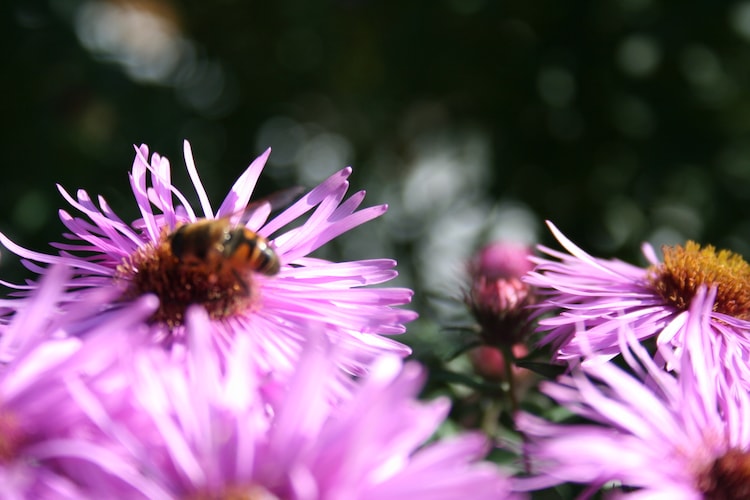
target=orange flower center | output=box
[647,241,750,320]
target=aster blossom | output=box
[524,221,750,368]
[0,141,416,374]
[516,286,750,498]
[51,308,520,499]
[0,265,163,498]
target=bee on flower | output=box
[0,141,417,376]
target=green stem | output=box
[499,343,531,474]
[499,343,519,416]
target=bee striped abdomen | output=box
[223,228,280,276]
[167,219,280,277]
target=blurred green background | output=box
[4,0,750,310]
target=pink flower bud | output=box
[465,242,536,346]
[469,242,535,281]
[470,344,532,384]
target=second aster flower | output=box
[0,141,416,374]
[524,221,750,370]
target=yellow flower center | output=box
[647,241,750,319]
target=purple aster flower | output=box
[0,141,416,374]
[0,265,161,498]
[53,307,520,499]
[516,286,750,498]
[525,221,750,367]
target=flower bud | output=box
[465,242,536,346]
[470,344,531,384]
[469,241,535,280]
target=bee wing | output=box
[230,186,305,229]
[257,186,306,213]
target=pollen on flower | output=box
[115,230,257,328]
[647,241,750,320]
[698,448,750,500]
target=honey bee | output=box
[160,187,302,301]
[165,187,304,282]
[167,218,280,278]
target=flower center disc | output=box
[699,448,750,500]
[117,236,256,328]
[0,411,24,462]
[648,241,750,320]
[186,484,278,500]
